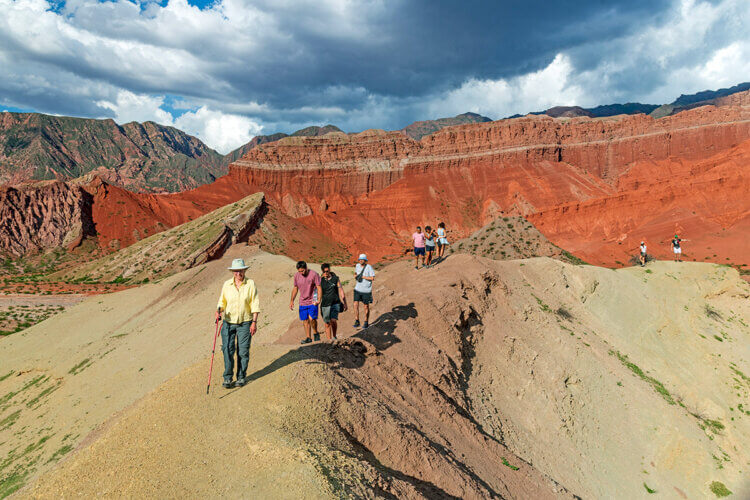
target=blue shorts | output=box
[299,304,318,321]
[414,247,426,256]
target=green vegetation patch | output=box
[45,444,73,465]
[531,294,551,313]
[609,350,675,405]
[643,483,656,494]
[0,410,21,431]
[501,457,519,470]
[709,481,732,497]
[0,371,13,383]
[68,358,93,375]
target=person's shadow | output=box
[223,302,418,396]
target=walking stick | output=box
[206,319,220,395]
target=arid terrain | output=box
[1,248,747,498]
[1,84,749,498]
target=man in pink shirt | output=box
[412,226,426,270]
[289,260,323,344]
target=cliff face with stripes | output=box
[2,93,749,268]
[222,98,750,265]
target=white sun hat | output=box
[358,253,368,261]
[228,258,250,271]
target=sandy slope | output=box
[4,252,750,498]
[0,245,305,496]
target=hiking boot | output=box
[363,321,369,329]
[300,337,312,344]
[353,320,360,328]
[313,332,321,342]
[234,379,246,388]
[222,381,233,389]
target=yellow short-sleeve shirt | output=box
[217,278,260,324]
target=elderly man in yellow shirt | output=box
[215,258,260,388]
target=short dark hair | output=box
[438,222,445,228]
[425,225,431,231]
[417,226,421,230]
[296,260,307,270]
[321,263,331,272]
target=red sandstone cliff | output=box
[2,98,749,270]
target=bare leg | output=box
[311,318,319,337]
[331,319,338,339]
[324,321,332,340]
[364,303,370,324]
[303,318,311,339]
[415,254,419,269]
[354,301,360,322]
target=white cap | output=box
[358,253,368,261]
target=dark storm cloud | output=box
[1,0,747,152]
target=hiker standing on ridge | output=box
[639,240,647,267]
[671,234,683,262]
[412,226,426,270]
[353,253,375,329]
[436,222,449,260]
[290,261,322,344]
[215,258,260,389]
[424,226,436,267]
[320,263,347,340]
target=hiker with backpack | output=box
[214,258,260,389]
[353,253,375,329]
[424,226,436,267]
[320,263,348,340]
[290,260,322,344]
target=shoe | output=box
[235,379,246,388]
[313,332,321,341]
[415,266,419,270]
[363,321,369,329]
[353,320,360,328]
[222,381,232,389]
[300,337,312,344]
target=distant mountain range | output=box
[512,81,750,119]
[1,82,747,192]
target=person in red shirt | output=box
[289,261,322,344]
[412,226,426,270]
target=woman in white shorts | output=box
[436,222,449,259]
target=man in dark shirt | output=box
[320,263,348,340]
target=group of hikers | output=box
[411,222,450,269]
[635,234,686,266]
[212,226,685,389]
[214,254,375,388]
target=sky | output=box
[1,0,748,153]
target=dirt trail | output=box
[5,253,750,498]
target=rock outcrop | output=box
[61,193,266,282]
[0,181,95,256]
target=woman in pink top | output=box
[412,226,426,270]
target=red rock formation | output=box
[0,181,94,256]
[2,100,749,270]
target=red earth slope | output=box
[2,96,749,270]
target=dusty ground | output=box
[0,295,84,336]
[3,251,749,498]
[449,215,581,263]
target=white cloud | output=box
[429,54,584,118]
[95,90,262,153]
[174,107,263,154]
[96,91,173,125]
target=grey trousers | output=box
[221,321,251,382]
